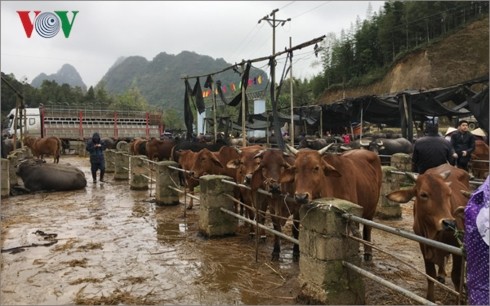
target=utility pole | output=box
[259,9,290,151]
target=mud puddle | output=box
[1,156,461,305]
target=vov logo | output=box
[17,11,79,38]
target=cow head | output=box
[281,145,341,204]
[189,148,223,178]
[226,145,263,185]
[367,139,384,154]
[387,170,458,237]
[250,149,294,194]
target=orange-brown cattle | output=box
[470,139,489,179]
[226,145,267,236]
[130,138,147,156]
[387,163,470,302]
[23,135,62,163]
[145,137,177,161]
[186,146,241,212]
[280,144,382,261]
[250,148,299,261]
[176,150,200,209]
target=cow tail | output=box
[56,137,62,163]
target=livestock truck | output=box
[3,105,164,144]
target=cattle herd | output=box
[4,132,489,303]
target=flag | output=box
[231,83,236,92]
[258,75,262,84]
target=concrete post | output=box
[114,151,130,181]
[390,153,411,171]
[130,155,149,190]
[105,149,116,173]
[78,140,87,157]
[390,153,412,186]
[7,153,19,189]
[155,161,180,205]
[1,158,9,198]
[376,166,402,219]
[198,175,236,237]
[297,198,365,305]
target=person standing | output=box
[412,123,455,174]
[86,132,107,183]
[450,120,476,171]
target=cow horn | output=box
[359,140,370,146]
[253,149,266,159]
[461,190,472,198]
[233,146,242,155]
[340,145,351,151]
[286,144,298,155]
[376,139,383,146]
[405,172,418,182]
[439,170,451,180]
[318,143,334,155]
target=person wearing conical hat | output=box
[471,128,488,143]
[444,127,457,141]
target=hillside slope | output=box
[318,17,489,104]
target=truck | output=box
[3,105,165,143]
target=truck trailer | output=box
[3,105,164,142]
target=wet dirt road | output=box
[1,156,461,305]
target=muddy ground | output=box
[1,156,463,305]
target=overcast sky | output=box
[1,1,384,88]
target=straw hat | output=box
[471,128,487,137]
[445,127,457,136]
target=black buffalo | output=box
[367,137,413,155]
[17,159,87,192]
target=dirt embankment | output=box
[319,17,489,103]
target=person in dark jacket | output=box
[450,120,476,171]
[412,123,455,174]
[86,132,107,183]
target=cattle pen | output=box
[1,147,484,305]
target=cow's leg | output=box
[424,259,437,302]
[187,186,194,210]
[450,254,463,293]
[292,213,300,262]
[256,197,268,239]
[363,224,373,261]
[271,216,281,261]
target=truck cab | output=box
[3,108,41,138]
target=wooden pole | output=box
[289,37,294,147]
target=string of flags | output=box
[202,75,263,97]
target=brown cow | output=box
[281,144,382,261]
[250,148,299,261]
[188,146,240,180]
[176,150,200,209]
[387,163,470,302]
[130,138,147,156]
[185,146,242,212]
[145,137,177,161]
[23,135,62,163]
[226,145,268,236]
[470,139,489,179]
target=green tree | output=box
[163,108,184,130]
[110,86,149,111]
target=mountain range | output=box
[32,51,269,115]
[31,63,87,91]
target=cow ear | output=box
[211,154,224,168]
[279,167,295,184]
[322,160,341,177]
[226,159,239,169]
[386,189,416,203]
